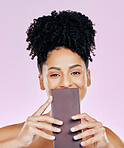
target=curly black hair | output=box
[26,10,96,73]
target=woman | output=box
[0,10,123,148]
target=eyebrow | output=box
[48,64,82,71]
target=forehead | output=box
[45,47,85,68]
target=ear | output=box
[87,69,91,87]
[38,74,45,90]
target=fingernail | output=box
[70,127,75,132]
[59,121,63,125]
[71,116,76,119]
[81,142,84,146]
[51,136,55,140]
[57,128,61,132]
[73,135,78,140]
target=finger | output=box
[80,132,107,147]
[81,118,87,125]
[73,127,105,140]
[31,126,55,140]
[33,96,53,116]
[70,122,102,132]
[28,121,61,133]
[72,113,96,122]
[28,115,63,125]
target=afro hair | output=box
[26,10,96,73]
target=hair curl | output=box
[26,10,96,73]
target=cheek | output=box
[73,73,86,88]
[74,78,85,87]
[47,77,60,90]
[47,79,61,96]
[74,74,87,100]
[46,72,87,98]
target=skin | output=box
[39,47,91,100]
[38,47,123,147]
[38,47,109,147]
[0,47,123,148]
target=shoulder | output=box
[104,126,124,147]
[0,122,24,141]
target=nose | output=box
[60,74,72,88]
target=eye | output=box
[71,71,81,75]
[50,74,60,77]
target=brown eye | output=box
[50,74,60,77]
[71,71,81,75]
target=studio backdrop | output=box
[0,0,124,141]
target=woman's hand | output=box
[70,113,110,148]
[16,96,63,147]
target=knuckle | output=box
[98,121,102,127]
[52,118,56,123]
[42,115,52,123]
[76,124,80,130]
[43,115,53,123]
[87,122,92,127]
[101,127,106,133]
[53,126,58,132]
[42,114,46,118]
[83,113,87,116]
[28,125,33,131]
[85,129,94,137]
[27,121,32,126]
[90,129,95,135]
[80,132,85,139]
[89,138,94,144]
[42,115,48,120]
[92,120,97,124]
[27,116,32,122]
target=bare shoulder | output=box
[0,122,24,141]
[104,126,124,147]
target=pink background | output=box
[0,0,124,141]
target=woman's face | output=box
[39,47,91,101]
